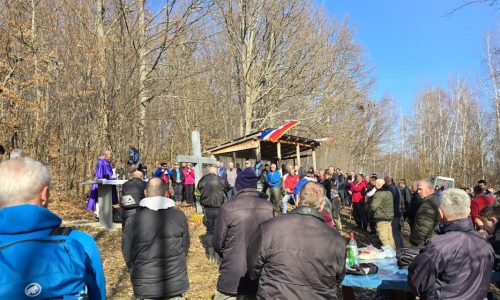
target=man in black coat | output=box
[198,165,231,262]
[120,170,147,228]
[122,178,190,300]
[171,162,184,205]
[408,188,494,300]
[385,176,404,250]
[247,181,346,300]
[212,167,274,300]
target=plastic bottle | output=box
[346,231,359,268]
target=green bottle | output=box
[346,231,358,268]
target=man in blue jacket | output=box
[0,157,106,300]
[266,163,282,212]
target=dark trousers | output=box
[173,183,183,202]
[392,216,404,251]
[203,207,220,258]
[184,184,195,204]
[339,189,350,206]
[352,202,368,230]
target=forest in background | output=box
[0,0,498,196]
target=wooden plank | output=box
[210,139,260,155]
[176,155,217,165]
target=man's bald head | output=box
[132,170,144,179]
[375,179,385,189]
[102,149,112,161]
[145,177,168,197]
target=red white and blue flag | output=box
[258,121,299,142]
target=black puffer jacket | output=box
[122,203,190,298]
[408,218,494,299]
[247,206,346,300]
[213,188,273,295]
[198,173,231,208]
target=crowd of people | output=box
[2,149,500,299]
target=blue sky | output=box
[320,1,499,111]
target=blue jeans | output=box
[281,193,295,214]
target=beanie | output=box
[235,167,258,191]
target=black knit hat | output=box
[235,167,258,191]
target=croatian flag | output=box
[258,121,299,142]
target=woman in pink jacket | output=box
[183,163,196,205]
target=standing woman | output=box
[183,163,196,205]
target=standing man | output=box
[247,182,346,299]
[154,162,173,194]
[408,189,494,299]
[122,178,189,300]
[282,167,299,214]
[407,181,421,233]
[183,163,195,205]
[266,163,282,212]
[226,162,239,199]
[349,174,367,231]
[217,161,226,179]
[197,165,231,262]
[399,179,412,224]
[0,158,106,299]
[369,179,395,249]
[171,162,184,205]
[336,169,349,206]
[385,176,404,251]
[478,179,495,197]
[120,170,147,228]
[86,149,117,216]
[213,168,273,299]
[410,179,440,246]
[470,185,495,228]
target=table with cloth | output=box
[341,257,500,300]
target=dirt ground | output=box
[50,195,499,299]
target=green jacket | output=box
[409,193,440,246]
[369,188,393,221]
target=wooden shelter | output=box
[206,129,321,169]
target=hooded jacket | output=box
[122,197,190,298]
[213,188,273,295]
[247,206,346,300]
[0,204,106,300]
[408,218,494,299]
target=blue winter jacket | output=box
[266,171,282,190]
[0,204,106,300]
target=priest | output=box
[86,149,118,216]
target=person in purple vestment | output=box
[86,150,118,216]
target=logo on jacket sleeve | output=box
[25,283,42,297]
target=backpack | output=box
[128,148,140,165]
[0,227,90,299]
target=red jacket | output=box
[470,195,495,221]
[284,174,300,193]
[349,180,367,203]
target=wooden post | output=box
[232,151,237,165]
[296,144,301,168]
[312,147,317,170]
[255,142,262,162]
[276,142,282,171]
